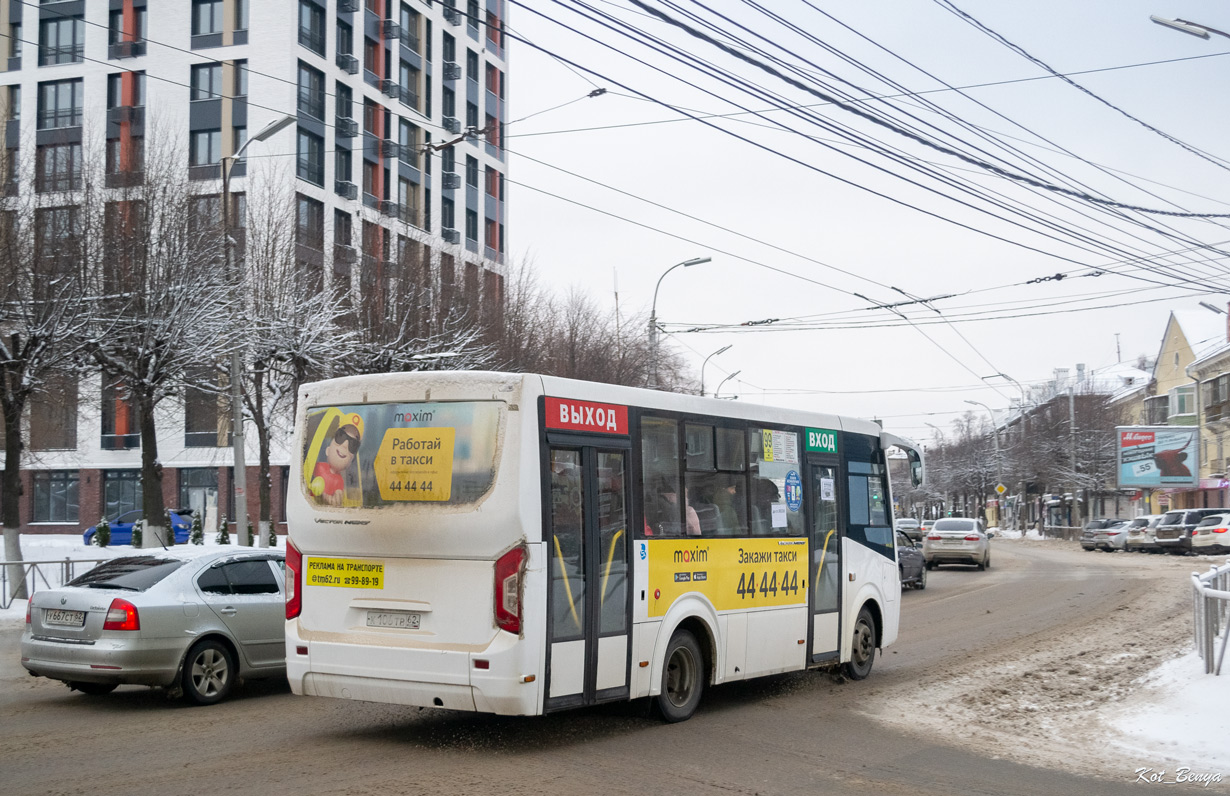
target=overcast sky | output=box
[503,0,1230,440]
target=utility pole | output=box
[1069,385,1079,528]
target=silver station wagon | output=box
[21,548,286,705]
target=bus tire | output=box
[844,606,876,681]
[657,628,704,723]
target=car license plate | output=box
[44,609,85,627]
[1157,530,1178,539]
[942,539,962,545]
[366,611,420,630]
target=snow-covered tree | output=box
[0,143,93,598]
[238,170,353,544]
[79,133,235,548]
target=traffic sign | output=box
[995,483,1007,495]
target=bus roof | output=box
[299,370,898,443]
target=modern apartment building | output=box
[0,0,508,535]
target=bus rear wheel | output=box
[844,607,876,680]
[657,628,703,723]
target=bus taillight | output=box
[286,540,303,620]
[495,546,526,635]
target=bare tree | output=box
[81,133,235,548]
[490,258,692,389]
[0,146,91,597]
[343,216,495,375]
[241,170,353,541]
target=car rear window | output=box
[1127,518,1149,528]
[1196,516,1228,527]
[1160,512,1184,525]
[68,557,184,591]
[933,519,976,531]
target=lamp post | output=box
[647,256,710,389]
[966,399,1003,526]
[964,400,1002,486]
[700,344,731,397]
[222,113,296,547]
[715,370,741,399]
[1150,14,1230,39]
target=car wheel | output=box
[925,561,935,571]
[916,566,927,590]
[69,681,117,695]
[86,534,99,546]
[182,639,235,706]
[656,628,703,723]
[844,607,876,680]
[899,566,908,590]
[984,553,990,569]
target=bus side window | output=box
[641,417,682,537]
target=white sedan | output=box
[922,517,991,570]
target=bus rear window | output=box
[302,401,501,508]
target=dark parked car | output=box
[83,509,193,546]
[1079,518,1129,551]
[1155,508,1228,555]
[22,548,286,704]
[895,518,922,544]
[897,532,926,590]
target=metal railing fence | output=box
[1,559,109,610]
[1192,559,1230,675]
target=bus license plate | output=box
[44,609,85,627]
[366,611,420,630]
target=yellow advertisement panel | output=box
[373,427,456,501]
[647,537,808,617]
[305,557,384,589]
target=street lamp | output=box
[223,113,296,547]
[715,370,741,399]
[647,256,710,389]
[982,372,1027,409]
[965,399,1003,487]
[1150,14,1230,39]
[700,344,731,397]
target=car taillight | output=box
[103,598,140,631]
[286,540,302,620]
[25,601,31,625]
[494,545,526,635]
[927,534,941,540]
[964,535,981,541]
[1214,527,1229,534]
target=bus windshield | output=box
[301,401,502,508]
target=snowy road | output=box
[0,540,1221,794]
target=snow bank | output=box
[1109,646,1230,771]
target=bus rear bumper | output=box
[286,629,540,716]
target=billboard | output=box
[1116,426,1200,488]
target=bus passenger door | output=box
[545,444,631,710]
[809,462,842,662]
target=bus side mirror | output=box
[907,448,924,488]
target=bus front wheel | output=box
[844,607,876,680]
[657,628,704,723]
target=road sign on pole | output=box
[995,483,1007,496]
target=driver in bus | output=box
[310,423,362,506]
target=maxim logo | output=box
[393,409,434,423]
[673,546,709,564]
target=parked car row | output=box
[1083,508,1230,555]
[21,547,286,705]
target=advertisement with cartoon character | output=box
[1116,426,1199,488]
[302,401,502,508]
